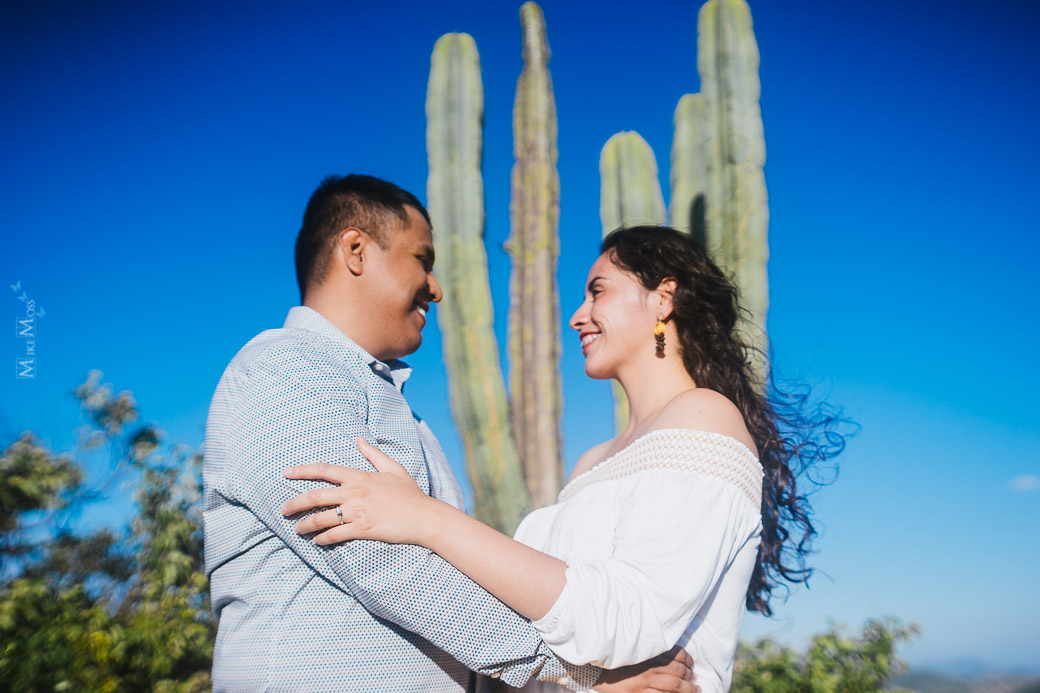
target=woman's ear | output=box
[338,227,367,276]
[654,278,678,319]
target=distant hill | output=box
[889,671,1040,693]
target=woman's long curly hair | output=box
[602,225,848,615]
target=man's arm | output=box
[216,354,598,689]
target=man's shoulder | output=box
[220,325,367,394]
[231,325,316,369]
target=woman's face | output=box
[569,252,661,380]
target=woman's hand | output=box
[593,646,699,693]
[280,437,439,546]
[286,438,569,621]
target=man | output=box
[203,174,695,691]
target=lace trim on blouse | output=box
[559,428,764,508]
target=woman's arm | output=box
[281,437,567,620]
[532,469,757,669]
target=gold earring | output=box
[654,317,666,358]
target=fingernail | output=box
[284,467,295,476]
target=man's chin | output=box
[381,336,422,361]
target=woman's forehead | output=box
[587,253,615,277]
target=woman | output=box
[281,226,837,692]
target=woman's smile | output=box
[580,332,600,352]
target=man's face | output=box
[363,205,442,360]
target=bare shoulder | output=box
[651,388,758,456]
[569,439,615,481]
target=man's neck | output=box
[302,294,382,359]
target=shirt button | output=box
[559,675,573,687]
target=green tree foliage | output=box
[0,371,213,692]
[732,618,919,693]
[0,434,83,568]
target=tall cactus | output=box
[599,131,666,431]
[427,0,771,513]
[600,0,771,426]
[698,0,770,379]
[426,33,530,533]
[507,1,564,510]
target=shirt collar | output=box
[283,306,413,391]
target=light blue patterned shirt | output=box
[203,306,597,692]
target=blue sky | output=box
[2,0,1038,675]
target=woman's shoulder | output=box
[563,425,763,510]
[568,439,615,481]
[650,388,758,457]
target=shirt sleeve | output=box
[531,469,761,668]
[214,353,600,690]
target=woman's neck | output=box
[616,354,697,436]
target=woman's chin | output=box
[582,361,615,381]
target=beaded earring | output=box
[654,317,666,358]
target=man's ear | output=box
[338,228,367,276]
[654,278,678,319]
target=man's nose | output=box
[427,272,443,303]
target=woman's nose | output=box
[568,300,588,331]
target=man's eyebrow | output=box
[420,244,436,265]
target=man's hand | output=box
[591,646,698,693]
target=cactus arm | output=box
[670,93,711,250]
[600,131,667,234]
[598,131,666,432]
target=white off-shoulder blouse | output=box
[512,428,764,693]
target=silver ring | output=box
[335,506,344,525]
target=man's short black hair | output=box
[294,174,431,301]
